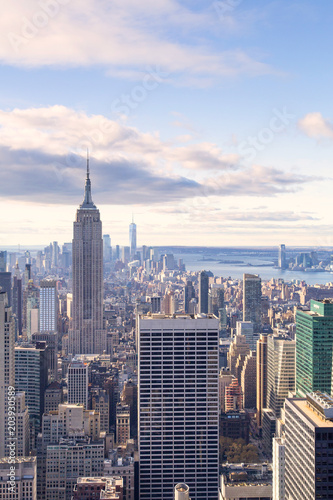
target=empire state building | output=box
[69,159,107,354]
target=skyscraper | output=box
[103,234,112,262]
[256,333,268,428]
[0,272,11,307]
[267,333,295,418]
[67,360,89,409]
[296,299,333,397]
[241,351,257,409]
[15,343,48,432]
[184,280,195,313]
[138,314,219,500]
[12,262,22,337]
[0,251,6,272]
[198,270,209,314]
[39,279,58,333]
[284,393,333,499]
[69,158,107,355]
[278,244,287,269]
[243,273,262,333]
[0,292,15,459]
[129,218,137,259]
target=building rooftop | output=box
[288,397,333,427]
[140,313,217,320]
[221,463,272,487]
[0,456,36,465]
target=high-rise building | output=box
[296,299,333,397]
[0,292,15,459]
[52,241,59,268]
[198,270,209,314]
[236,321,255,350]
[0,251,7,272]
[267,333,295,418]
[225,377,243,412]
[272,434,286,500]
[227,334,250,377]
[243,273,262,333]
[262,408,276,455]
[241,351,257,409]
[162,253,175,271]
[116,403,130,445]
[121,379,138,439]
[278,244,287,269]
[284,392,333,499]
[219,368,233,413]
[44,381,63,412]
[121,246,130,264]
[184,281,196,313]
[129,219,137,258]
[0,272,11,307]
[39,279,58,333]
[67,360,89,409]
[91,388,109,433]
[256,333,268,428]
[103,234,112,262]
[25,281,40,341]
[209,285,226,331]
[15,392,30,457]
[23,281,39,336]
[12,262,22,337]
[138,314,219,500]
[15,344,48,432]
[150,296,161,313]
[32,332,58,383]
[69,159,107,355]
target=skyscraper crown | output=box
[80,152,96,209]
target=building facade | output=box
[296,299,333,396]
[138,314,219,500]
[284,393,333,499]
[67,360,89,409]
[69,161,107,354]
[0,292,15,458]
[39,279,58,333]
[267,333,295,418]
[198,271,209,314]
[0,457,37,500]
[129,221,137,259]
[243,273,262,333]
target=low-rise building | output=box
[219,463,272,500]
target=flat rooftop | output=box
[289,399,333,427]
[140,313,217,320]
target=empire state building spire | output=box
[80,151,96,209]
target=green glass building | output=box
[296,299,333,396]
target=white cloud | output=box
[1,0,276,85]
[298,112,333,139]
[0,105,314,205]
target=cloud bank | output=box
[0,105,314,205]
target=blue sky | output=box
[0,0,333,247]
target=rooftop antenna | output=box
[87,148,90,179]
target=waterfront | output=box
[169,247,333,286]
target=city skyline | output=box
[0,1,333,246]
